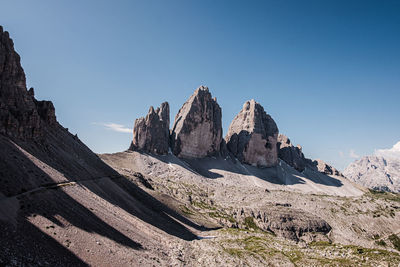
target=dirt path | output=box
[0,174,122,202]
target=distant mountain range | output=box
[344,142,400,193]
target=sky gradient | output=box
[1,0,399,170]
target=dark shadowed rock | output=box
[170,86,222,158]
[278,133,343,176]
[277,134,306,172]
[225,99,278,167]
[0,27,57,139]
[130,102,170,154]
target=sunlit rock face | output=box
[130,102,170,155]
[170,86,222,158]
[225,99,278,167]
[344,142,400,193]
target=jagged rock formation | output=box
[277,134,306,172]
[129,102,170,154]
[0,26,56,139]
[344,142,400,192]
[225,99,278,167]
[170,86,222,158]
[311,159,341,176]
[277,133,342,176]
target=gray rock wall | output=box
[130,102,170,155]
[170,86,222,158]
[225,99,279,167]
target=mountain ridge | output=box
[344,142,400,193]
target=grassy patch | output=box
[244,217,259,230]
[208,211,236,223]
[375,239,387,247]
[219,230,400,266]
[282,250,303,264]
[180,205,195,215]
[389,234,400,251]
[221,236,279,261]
[192,200,216,210]
[368,189,400,202]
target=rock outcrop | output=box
[277,134,306,172]
[277,133,342,176]
[233,206,332,242]
[312,159,341,176]
[170,86,222,158]
[225,99,278,167]
[0,26,56,139]
[130,102,170,154]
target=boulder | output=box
[225,99,278,167]
[170,86,222,158]
[277,134,306,172]
[130,102,170,154]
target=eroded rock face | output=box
[233,206,332,241]
[344,154,400,193]
[277,134,306,172]
[312,159,342,176]
[130,102,170,154]
[226,99,278,167]
[0,26,56,139]
[170,86,222,158]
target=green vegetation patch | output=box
[244,217,259,230]
[219,230,400,266]
[375,239,387,247]
[368,189,400,202]
[208,211,236,223]
[179,205,195,215]
[389,234,400,251]
[192,200,216,210]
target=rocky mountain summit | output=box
[344,142,400,192]
[225,99,279,167]
[171,86,223,158]
[129,87,343,176]
[129,102,170,154]
[0,26,56,139]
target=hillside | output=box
[0,25,202,266]
[1,25,400,266]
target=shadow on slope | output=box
[27,128,204,239]
[151,151,343,187]
[0,129,212,263]
[0,218,88,266]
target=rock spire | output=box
[130,102,170,154]
[225,99,279,167]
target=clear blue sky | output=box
[1,0,399,170]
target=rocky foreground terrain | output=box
[1,26,400,266]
